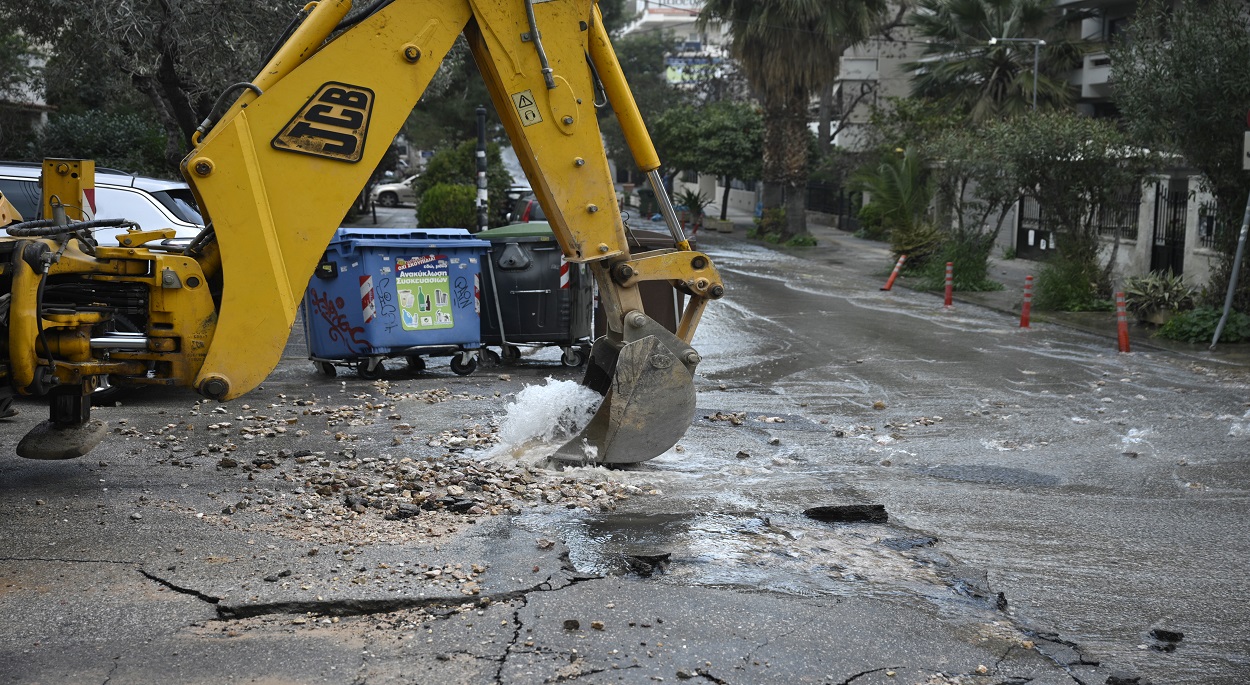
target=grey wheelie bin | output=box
[476,222,593,367]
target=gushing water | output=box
[491,378,600,461]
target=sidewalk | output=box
[707,205,1250,368]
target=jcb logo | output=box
[272,82,374,162]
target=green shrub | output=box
[1122,272,1196,317]
[854,202,890,240]
[414,140,512,226]
[1035,256,1112,311]
[784,234,818,247]
[890,221,942,268]
[417,183,477,230]
[39,111,167,177]
[750,208,786,242]
[1157,307,1250,343]
[914,238,1003,292]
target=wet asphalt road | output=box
[1,213,1248,684]
[676,236,1250,683]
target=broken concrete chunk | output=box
[1149,627,1183,643]
[803,504,888,524]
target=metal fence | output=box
[1094,187,1142,241]
[806,181,859,231]
[1199,200,1228,250]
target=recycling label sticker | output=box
[396,255,453,331]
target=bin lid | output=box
[475,222,557,241]
[330,227,490,249]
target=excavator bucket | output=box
[553,312,698,465]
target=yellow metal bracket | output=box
[117,228,176,248]
[611,250,725,300]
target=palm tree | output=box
[700,0,889,239]
[907,0,1087,122]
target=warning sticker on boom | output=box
[511,90,543,127]
[273,82,374,162]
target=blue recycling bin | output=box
[301,227,490,378]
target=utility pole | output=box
[475,105,488,233]
[989,37,1047,111]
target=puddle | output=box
[516,509,955,600]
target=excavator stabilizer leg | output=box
[17,385,107,460]
[553,312,698,466]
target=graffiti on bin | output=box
[453,275,472,311]
[376,276,399,334]
[309,288,373,353]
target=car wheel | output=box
[377,192,398,207]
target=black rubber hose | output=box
[5,218,133,238]
[258,5,312,71]
[336,0,394,31]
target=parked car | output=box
[370,174,419,207]
[509,191,546,223]
[0,162,204,245]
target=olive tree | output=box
[0,0,298,168]
[1112,0,1250,308]
[652,101,762,221]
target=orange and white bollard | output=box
[1020,275,1033,328]
[1116,291,1131,353]
[881,255,907,291]
[943,262,954,307]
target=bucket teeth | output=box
[553,314,698,465]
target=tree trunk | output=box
[762,181,784,211]
[760,88,812,239]
[760,97,789,213]
[784,182,807,239]
[777,88,810,240]
[720,178,731,221]
[817,83,833,156]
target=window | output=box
[0,178,41,219]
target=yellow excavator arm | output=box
[1,0,723,465]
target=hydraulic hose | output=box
[523,0,557,89]
[5,217,134,238]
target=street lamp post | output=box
[989,37,1047,111]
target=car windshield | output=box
[151,188,204,225]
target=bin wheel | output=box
[560,347,585,368]
[480,348,501,365]
[357,359,384,380]
[314,361,337,378]
[405,355,426,372]
[501,344,521,362]
[450,353,477,376]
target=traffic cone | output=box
[943,262,954,308]
[881,255,906,291]
[1116,292,1131,353]
[1020,275,1033,328]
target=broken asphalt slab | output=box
[2,499,1122,684]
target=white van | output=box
[0,162,205,245]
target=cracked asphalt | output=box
[3,211,1246,684]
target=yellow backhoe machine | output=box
[0,0,723,464]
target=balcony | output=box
[1079,51,1113,99]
